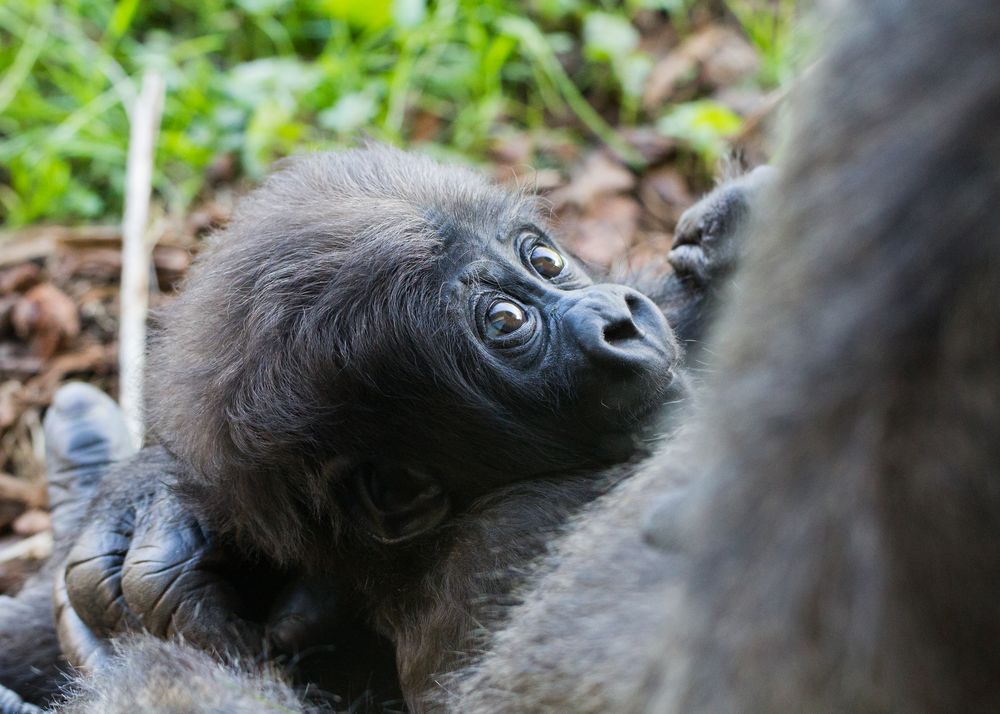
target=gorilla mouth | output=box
[589,368,682,434]
[628,375,680,423]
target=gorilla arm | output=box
[0,384,134,711]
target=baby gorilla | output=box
[143,144,684,559]
[0,147,771,710]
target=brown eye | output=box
[529,244,565,278]
[486,300,526,338]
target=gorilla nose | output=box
[566,285,676,369]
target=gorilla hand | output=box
[634,165,778,348]
[667,165,778,287]
[58,469,265,670]
[54,434,338,671]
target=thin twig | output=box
[0,531,52,564]
[0,472,44,507]
[119,71,165,448]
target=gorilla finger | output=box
[63,507,140,639]
[669,167,778,285]
[121,500,260,656]
[267,575,342,652]
[53,564,112,672]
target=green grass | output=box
[724,0,804,87]
[0,0,798,227]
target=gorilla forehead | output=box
[177,146,540,339]
[245,145,536,253]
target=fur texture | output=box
[141,145,683,565]
[54,637,305,714]
[35,0,999,708]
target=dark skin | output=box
[1,156,772,710]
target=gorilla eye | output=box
[529,244,565,278]
[486,300,526,338]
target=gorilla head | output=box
[146,144,683,561]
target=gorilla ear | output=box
[346,463,451,544]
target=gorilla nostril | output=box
[603,319,640,344]
[624,293,641,312]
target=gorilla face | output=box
[459,224,677,414]
[438,219,681,481]
[321,194,683,500]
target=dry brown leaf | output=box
[644,25,760,110]
[490,133,535,167]
[699,26,759,88]
[639,166,694,228]
[644,51,699,110]
[21,343,114,403]
[11,283,81,359]
[0,472,42,507]
[12,509,50,536]
[620,127,677,166]
[550,153,636,210]
[0,264,41,296]
[0,382,22,429]
[562,195,641,267]
[50,247,122,283]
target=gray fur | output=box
[53,637,305,714]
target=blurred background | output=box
[0,0,803,586]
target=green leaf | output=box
[323,0,393,31]
[392,0,425,29]
[657,100,743,164]
[107,0,140,42]
[582,12,638,63]
[318,91,378,133]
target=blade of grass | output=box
[498,16,644,168]
[0,5,50,116]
